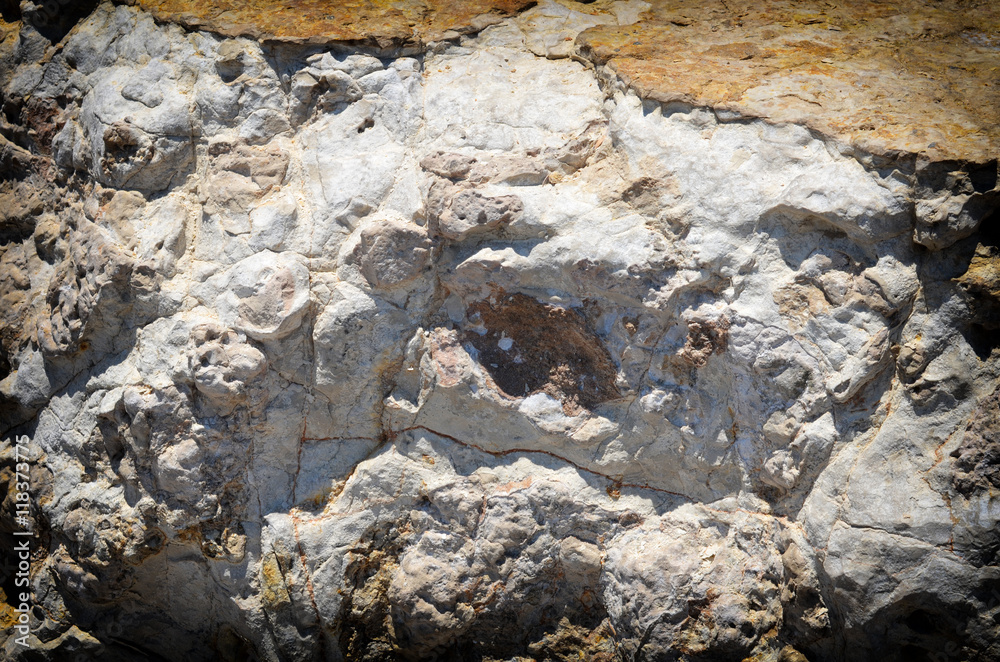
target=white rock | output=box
[4,5,997,660]
[194,251,310,340]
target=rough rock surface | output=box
[0,1,998,661]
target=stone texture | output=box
[577,0,1000,163]
[131,0,538,47]
[0,2,998,662]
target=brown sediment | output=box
[130,0,537,46]
[463,289,620,413]
[950,385,1000,497]
[576,0,1000,163]
[677,317,729,368]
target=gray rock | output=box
[1,3,998,662]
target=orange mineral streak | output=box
[576,0,1000,162]
[131,0,536,46]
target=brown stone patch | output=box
[130,0,537,46]
[678,317,729,368]
[704,41,761,61]
[773,282,829,330]
[429,327,468,388]
[576,0,1000,162]
[22,96,62,155]
[208,139,289,191]
[463,290,620,412]
[674,589,721,655]
[356,219,434,290]
[526,617,617,662]
[339,520,411,661]
[951,385,1000,497]
[259,552,292,611]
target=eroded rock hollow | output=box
[1,1,999,660]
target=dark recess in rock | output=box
[19,0,101,43]
[951,385,1000,497]
[463,290,620,412]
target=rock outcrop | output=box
[1,1,998,661]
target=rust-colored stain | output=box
[495,475,533,494]
[260,552,292,609]
[576,0,1000,162]
[130,0,537,46]
[429,327,467,389]
[0,588,21,631]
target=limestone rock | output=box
[195,251,311,341]
[354,219,435,290]
[1,2,999,661]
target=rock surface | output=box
[0,1,998,661]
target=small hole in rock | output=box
[964,323,999,360]
[904,609,937,635]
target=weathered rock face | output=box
[1,1,998,661]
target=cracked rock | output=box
[1,2,999,661]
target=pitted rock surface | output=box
[1,2,999,662]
